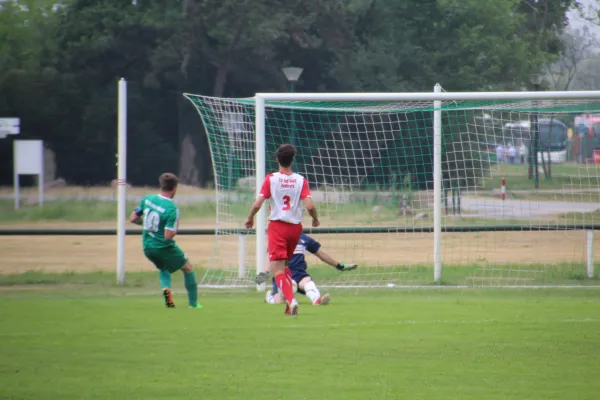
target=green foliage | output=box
[0,200,217,222]
[0,0,581,186]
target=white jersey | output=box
[259,172,311,224]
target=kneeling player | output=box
[257,233,357,305]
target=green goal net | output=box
[185,92,600,288]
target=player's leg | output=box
[180,261,202,309]
[144,249,175,308]
[162,245,202,309]
[159,270,175,308]
[268,221,299,316]
[282,223,303,315]
[265,278,285,304]
[298,276,330,305]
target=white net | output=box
[185,93,600,288]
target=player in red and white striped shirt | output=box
[245,144,320,317]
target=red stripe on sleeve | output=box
[300,177,311,199]
[259,174,272,199]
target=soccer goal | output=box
[185,86,600,288]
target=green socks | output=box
[184,271,198,307]
[159,269,172,289]
[160,270,200,308]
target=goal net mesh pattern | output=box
[185,93,600,288]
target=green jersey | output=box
[135,194,180,249]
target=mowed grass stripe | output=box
[0,290,599,400]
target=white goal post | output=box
[252,88,600,287]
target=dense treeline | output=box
[0,0,582,186]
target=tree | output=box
[333,0,580,93]
[0,0,584,187]
[142,0,358,184]
[545,28,596,90]
[0,0,61,184]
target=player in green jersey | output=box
[129,172,202,309]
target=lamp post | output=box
[281,67,303,147]
[530,73,542,189]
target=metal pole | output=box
[533,84,540,189]
[587,230,594,278]
[501,177,506,219]
[255,95,267,291]
[290,82,296,147]
[433,84,442,284]
[39,142,44,207]
[238,234,247,279]
[14,172,19,210]
[116,78,127,285]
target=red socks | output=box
[275,273,295,304]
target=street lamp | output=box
[530,73,543,88]
[530,73,542,189]
[281,67,303,148]
[281,67,303,92]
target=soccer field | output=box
[1,284,599,400]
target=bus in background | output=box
[503,118,568,163]
[573,114,600,163]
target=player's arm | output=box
[303,233,356,271]
[129,201,144,225]
[164,229,176,241]
[303,197,319,227]
[246,176,270,229]
[315,249,357,271]
[301,179,319,227]
[164,208,180,241]
[245,196,266,229]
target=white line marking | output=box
[199,285,600,290]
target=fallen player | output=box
[256,233,357,305]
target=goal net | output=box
[185,90,600,288]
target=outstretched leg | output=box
[181,261,202,309]
[299,276,330,305]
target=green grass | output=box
[0,270,163,288]
[558,209,600,222]
[0,200,218,223]
[0,198,517,227]
[3,261,596,290]
[480,163,600,191]
[1,282,599,400]
[491,163,600,177]
[493,191,600,203]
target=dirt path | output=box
[1,231,597,275]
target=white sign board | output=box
[0,118,20,138]
[15,140,44,174]
[13,139,44,209]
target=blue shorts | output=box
[272,270,311,295]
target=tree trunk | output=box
[177,0,200,185]
[212,21,247,97]
[178,133,199,185]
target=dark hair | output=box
[276,144,296,167]
[159,173,179,192]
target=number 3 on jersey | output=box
[282,195,291,211]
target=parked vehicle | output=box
[574,114,600,163]
[503,118,568,163]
